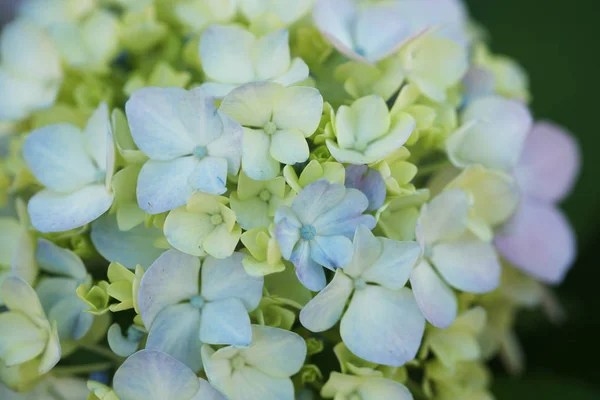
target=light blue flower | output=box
[300,225,423,366]
[344,165,386,212]
[137,250,263,371]
[112,349,226,400]
[274,179,376,291]
[201,325,306,400]
[34,239,94,341]
[125,87,243,214]
[23,102,115,232]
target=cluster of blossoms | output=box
[0,0,580,399]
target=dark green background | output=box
[466,1,600,398]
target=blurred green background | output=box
[0,0,598,398]
[466,1,600,398]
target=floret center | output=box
[353,277,367,290]
[300,225,317,241]
[259,189,272,202]
[210,214,223,225]
[193,145,207,159]
[263,121,277,135]
[189,295,205,309]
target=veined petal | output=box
[125,87,198,160]
[23,123,96,193]
[28,185,114,233]
[137,157,197,214]
[272,86,323,136]
[242,325,307,378]
[113,349,200,400]
[242,128,279,181]
[200,25,256,85]
[300,269,353,332]
[340,286,425,366]
[292,180,346,225]
[495,200,576,284]
[138,250,200,328]
[410,260,457,328]
[431,235,501,293]
[270,129,309,165]
[254,29,291,81]
[361,238,421,290]
[200,298,252,346]
[201,253,264,311]
[146,303,203,372]
[515,122,581,202]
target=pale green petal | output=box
[418,189,469,246]
[270,58,309,87]
[364,113,415,161]
[270,129,309,165]
[254,29,291,80]
[272,86,323,136]
[203,224,241,259]
[220,82,279,128]
[83,102,110,172]
[1,276,46,320]
[351,95,390,146]
[357,378,413,400]
[242,128,279,180]
[164,207,212,257]
[0,312,46,366]
[230,194,270,230]
[231,366,294,400]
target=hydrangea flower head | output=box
[274,179,376,291]
[220,82,323,180]
[23,102,115,232]
[199,26,309,97]
[126,87,243,214]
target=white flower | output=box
[300,226,424,366]
[445,95,533,171]
[202,325,306,400]
[199,25,309,97]
[410,190,502,329]
[0,20,62,122]
[220,82,323,180]
[125,87,243,214]
[23,103,115,232]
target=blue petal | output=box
[344,165,386,211]
[199,298,252,346]
[290,240,326,291]
[291,180,345,225]
[310,235,353,269]
[36,238,87,280]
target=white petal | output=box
[91,214,165,270]
[343,224,382,278]
[242,325,306,378]
[113,349,200,400]
[410,260,457,328]
[254,29,291,81]
[361,238,421,290]
[417,189,469,245]
[270,129,309,165]
[28,185,114,233]
[270,58,309,87]
[125,87,197,160]
[219,82,279,129]
[340,286,425,366]
[200,298,252,346]
[272,86,323,136]
[23,123,96,193]
[231,367,294,400]
[146,303,203,372]
[207,113,243,175]
[515,121,581,202]
[137,157,197,214]
[200,25,255,85]
[188,156,228,195]
[312,0,356,54]
[431,235,501,293]
[84,102,110,171]
[242,128,280,180]
[0,312,46,366]
[495,200,576,284]
[448,96,533,171]
[138,250,201,328]
[352,95,390,146]
[364,113,415,161]
[300,269,353,332]
[36,238,86,279]
[201,253,264,311]
[230,195,270,230]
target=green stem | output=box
[273,297,304,311]
[52,362,114,375]
[78,343,124,363]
